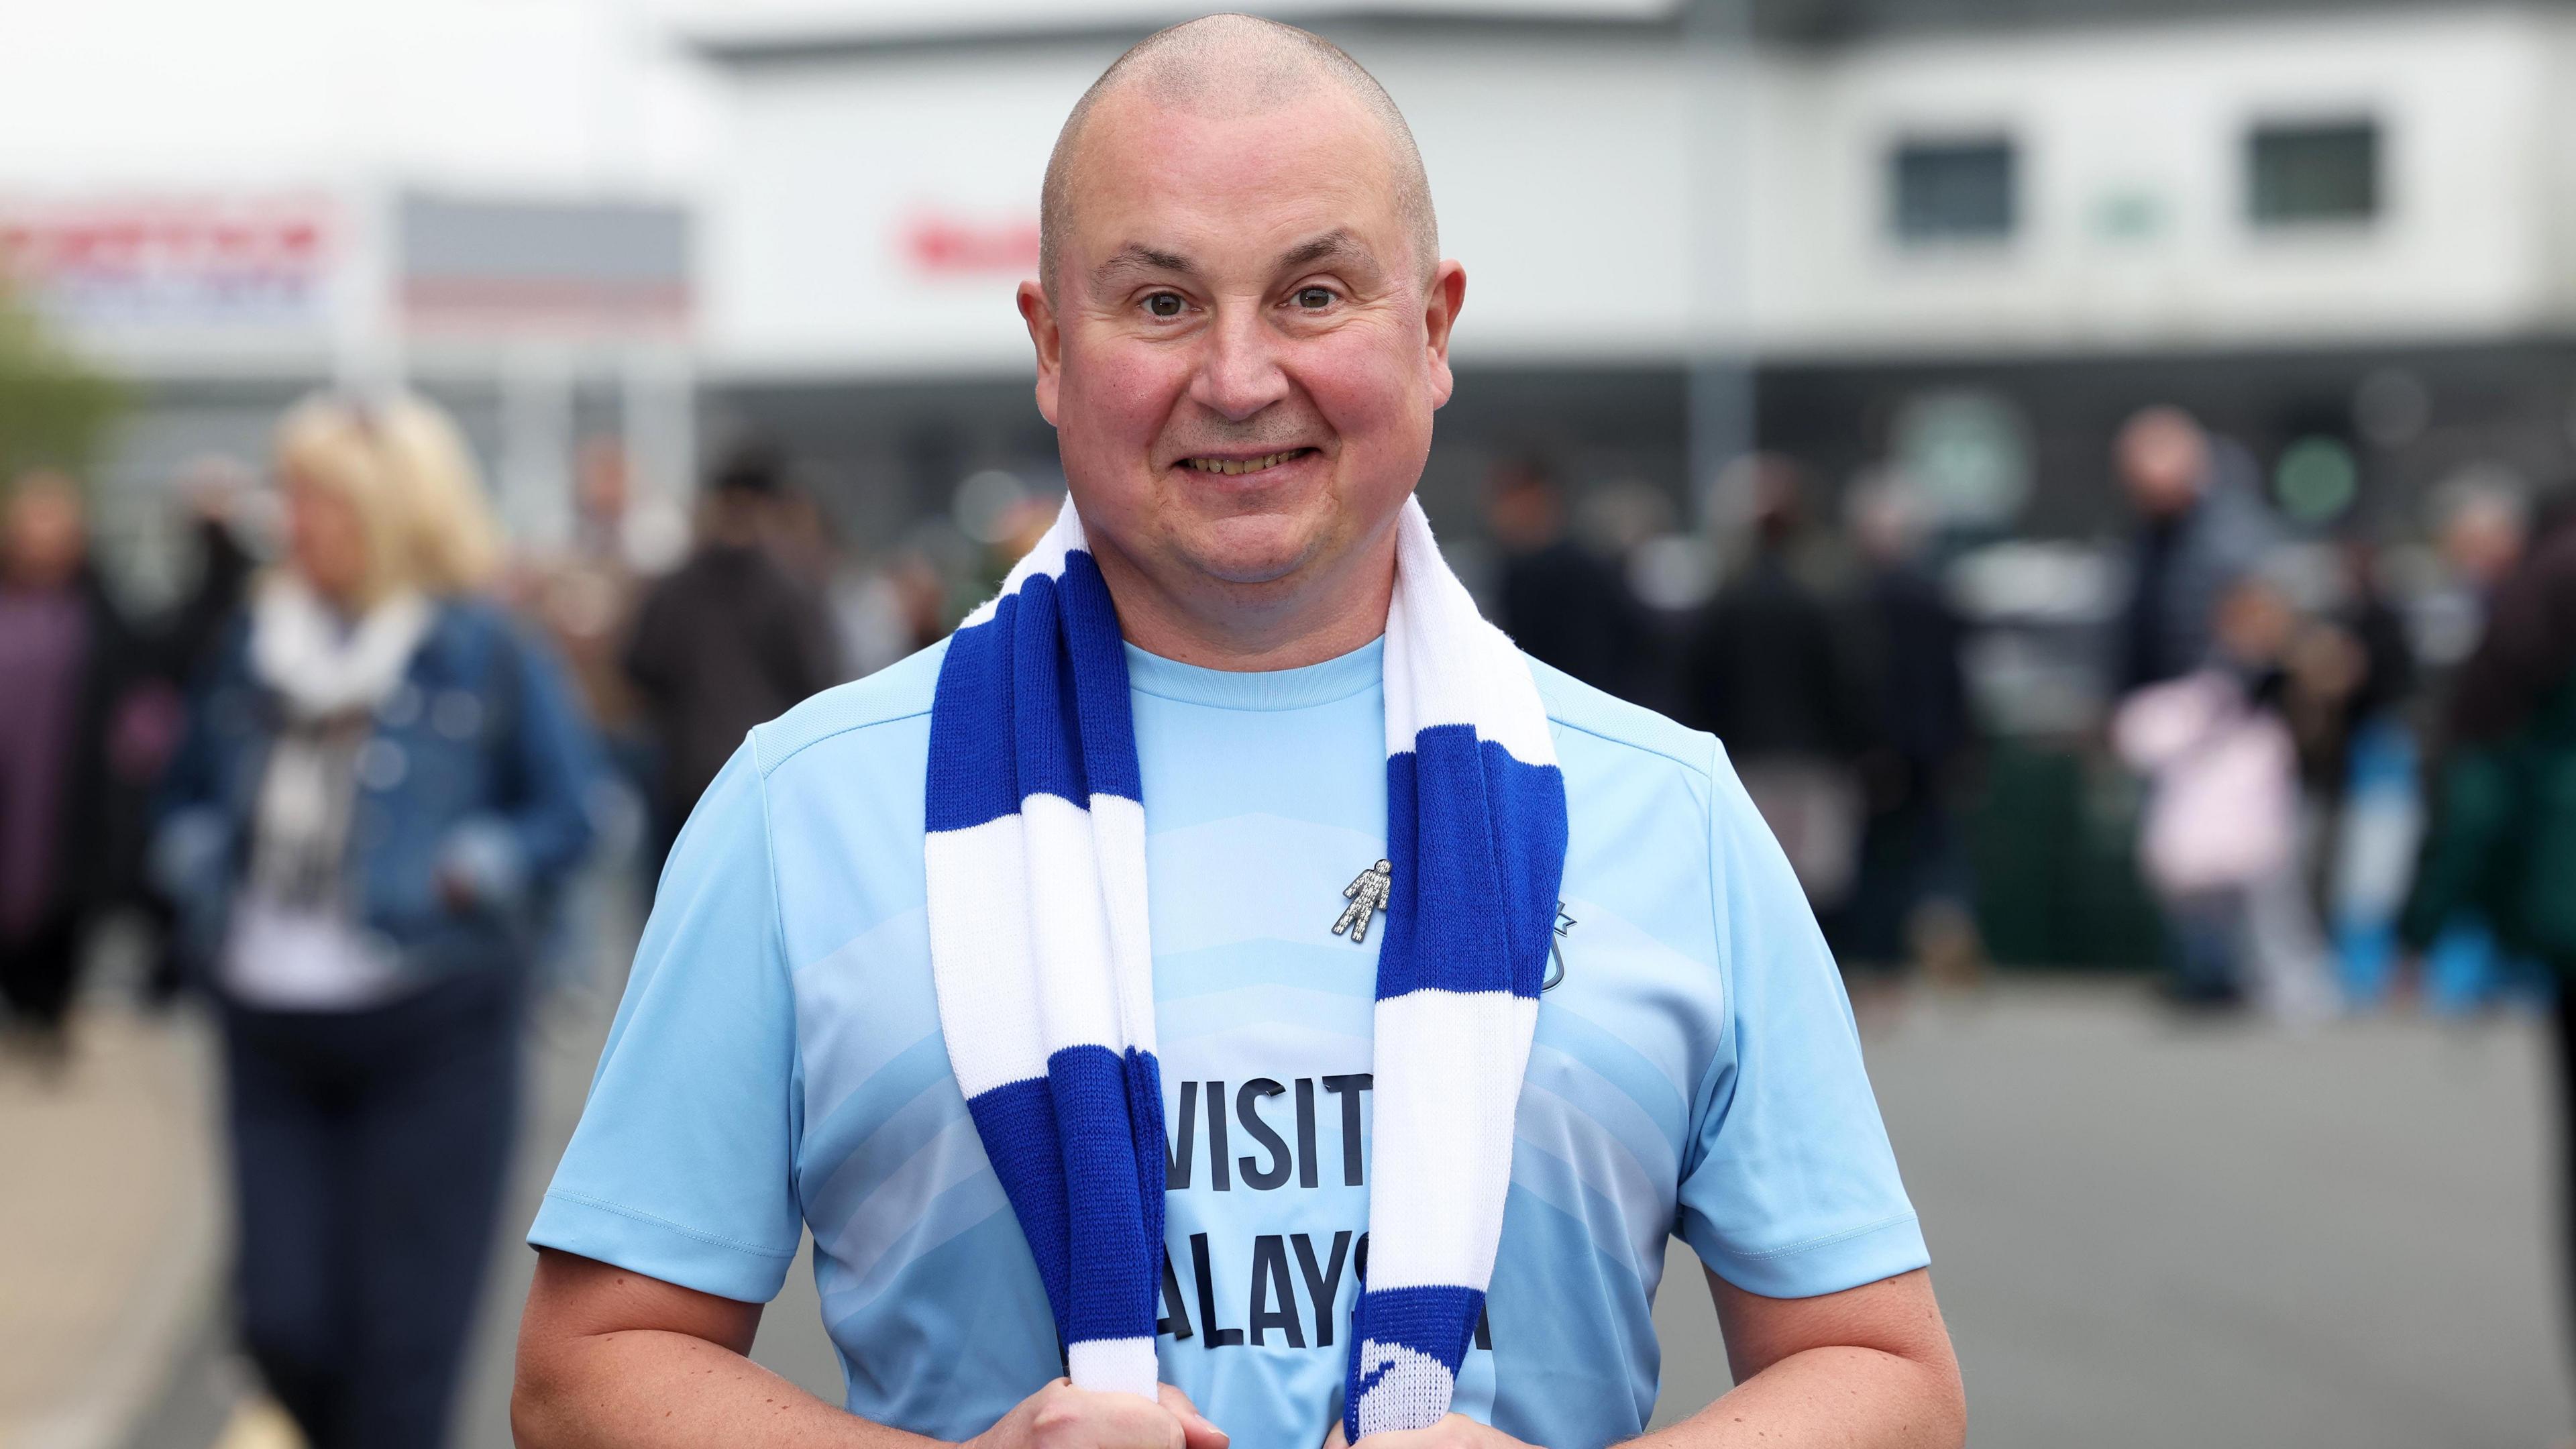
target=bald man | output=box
[515,17,1962,1449]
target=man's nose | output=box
[1187,301,1290,423]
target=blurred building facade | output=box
[0,189,699,598]
[12,0,2576,607]
[0,0,716,603]
[678,0,2576,549]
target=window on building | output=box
[1891,138,2017,245]
[2249,120,2379,227]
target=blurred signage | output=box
[1889,388,2033,531]
[900,208,1038,277]
[398,193,692,340]
[0,193,336,329]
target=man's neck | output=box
[1087,527,1397,673]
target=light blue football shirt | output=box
[531,637,1927,1449]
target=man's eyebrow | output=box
[1278,229,1377,272]
[1093,244,1197,283]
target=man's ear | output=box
[1018,280,1063,426]
[1421,260,1466,411]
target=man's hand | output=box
[1322,1413,1527,1449]
[968,1381,1229,1449]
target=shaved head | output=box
[1040,13,1438,296]
[1015,11,1469,668]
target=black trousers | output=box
[221,971,521,1449]
[0,906,83,1029]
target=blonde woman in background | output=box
[374,392,503,597]
[154,392,598,1449]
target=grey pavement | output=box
[1771,983,2569,1448]
[2,1002,219,1449]
[142,975,2573,1448]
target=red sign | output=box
[0,194,336,325]
[900,208,1039,276]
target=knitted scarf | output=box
[245,578,431,910]
[926,495,1566,1439]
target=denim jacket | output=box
[155,596,600,987]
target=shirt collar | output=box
[1120,635,1383,712]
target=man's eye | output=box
[1295,286,1336,309]
[1144,292,1185,319]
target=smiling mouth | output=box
[1179,448,1315,477]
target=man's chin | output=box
[1169,517,1330,588]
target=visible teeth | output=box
[1185,450,1301,476]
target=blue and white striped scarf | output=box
[926,495,1567,1440]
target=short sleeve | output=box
[1674,743,1929,1299]
[528,743,805,1302]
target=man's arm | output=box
[1324,1269,1961,1449]
[1667,1267,1963,1448]
[513,1249,1232,1449]
[513,1248,890,1449]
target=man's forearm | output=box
[513,1326,934,1449]
[513,1252,1221,1449]
[1637,1345,1966,1449]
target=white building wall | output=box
[1365,37,1696,365]
[699,3,2571,380]
[1753,5,2561,359]
[704,45,1102,380]
[700,32,1700,379]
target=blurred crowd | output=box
[8,390,2575,1040]
[1484,407,2573,1038]
[0,392,1048,1449]
[5,386,2576,1443]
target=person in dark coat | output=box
[2113,407,2277,694]
[1682,455,1873,912]
[624,443,845,872]
[138,459,264,1003]
[166,456,263,681]
[1486,456,1643,698]
[0,469,150,1061]
[1841,479,1980,979]
[2400,494,2576,1398]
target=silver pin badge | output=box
[1333,859,1393,944]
